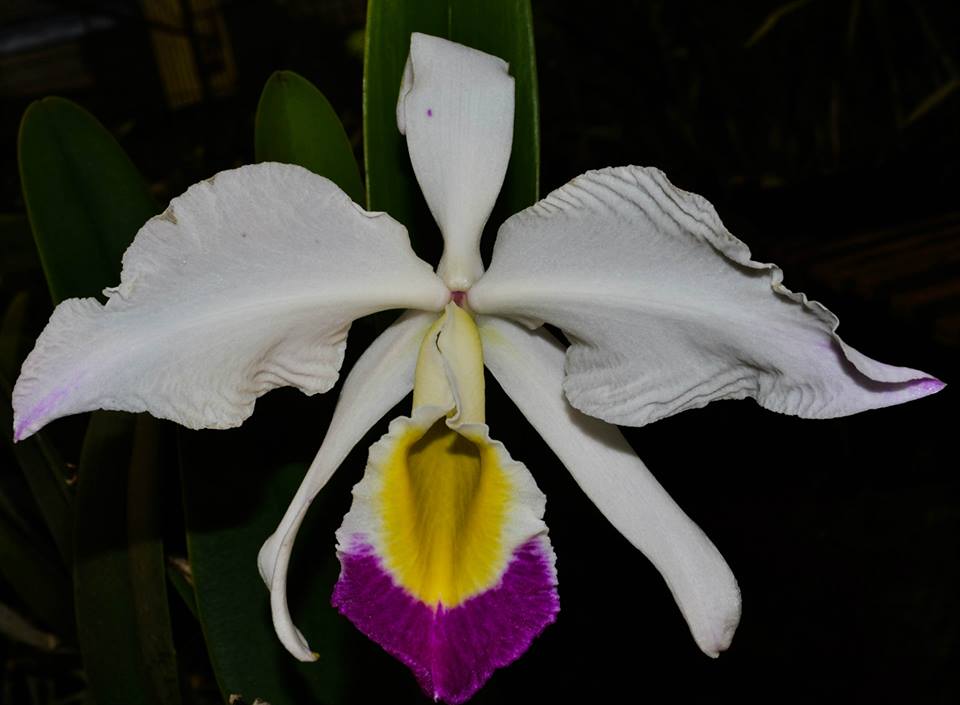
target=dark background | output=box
[1,1,957,703]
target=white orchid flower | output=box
[12,33,943,704]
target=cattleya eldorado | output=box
[11,33,944,704]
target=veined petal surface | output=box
[13,163,448,439]
[257,310,436,661]
[397,33,514,289]
[479,315,740,657]
[470,166,943,427]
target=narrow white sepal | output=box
[470,166,943,427]
[13,163,448,440]
[479,315,741,657]
[397,33,514,290]
[257,311,436,661]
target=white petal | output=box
[470,166,944,427]
[397,33,515,289]
[258,310,436,661]
[478,315,740,657]
[13,163,448,440]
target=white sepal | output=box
[479,315,741,657]
[397,33,514,290]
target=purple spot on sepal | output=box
[913,377,946,395]
[332,538,559,704]
[13,386,71,442]
[427,108,433,117]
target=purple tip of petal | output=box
[333,538,559,704]
[912,377,946,396]
[13,386,70,442]
[427,108,433,117]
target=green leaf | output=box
[18,97,157,304]
[0,397,73,568]
[0,293,74,567]
[0,291,62,560]
[74,413,180,705]
[166,557,198,620]
[180,427,347,705]
[0,318,72,634]
[0,508,73,635]
[0,214,42,286]
[0,352,72,636]
[0,292,29,391]
[255,71,365,205]
[364,0,539,253]
[15,95,159,587]
[0,443,47,545]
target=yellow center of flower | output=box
[379,422,511,607]
[371,303,512,608]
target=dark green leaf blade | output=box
[255,71,365,205]
[74,413,180,705]
[0,507,73,636]
[364,0,539,255]
[0,295,70,640]
[0,214,42,287]
[0,433,49,545]
[18,97,157,304]
[180,428,347,705]
[19,96,179,704]
[364,2,440,233]
[0,318,72,640]
[15,94,160,590]
[0,291,29,376]
[0,398,73,571]
[166,557,198,620]
[0,293,74,567]
[0,410,73,569]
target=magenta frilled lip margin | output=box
[334,537,558,704]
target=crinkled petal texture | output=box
[479,316,740,657]
[470,166,943,427]
[333,305,558,705]
[12,163,448,440]
[397,32,514,289]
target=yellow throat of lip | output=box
[378,303,512,607]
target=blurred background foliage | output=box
[0,1,957,704]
